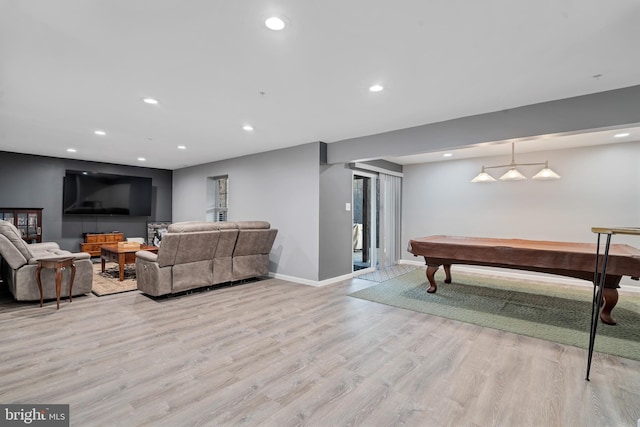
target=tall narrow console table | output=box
[586,226,640,381]
[36,256,76,310]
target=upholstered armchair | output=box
[0,220,93,301]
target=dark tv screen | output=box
[63,170,152,216]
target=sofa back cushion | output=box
[168,221,221,233]
[233,229,278,256]
[215,229,239,257]
[0,220,33,261]
[156,230,222,268]
[156,233,181,267]
[236,221,270,230]
[0,233,28,269]
[174,231,220,264]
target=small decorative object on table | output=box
[117,241,141,250]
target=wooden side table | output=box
[35,257,76,309]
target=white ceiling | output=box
[1,1,640,170]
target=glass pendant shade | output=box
[471,168,496,183]
[500,167,527,181]
[532,163,561,180]
[471,144,560,183]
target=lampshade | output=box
[500,167,527,181]
[470,143,561,183]
[470,168,496,183]
[532,162,561,180]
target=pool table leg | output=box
[425,263,452,293]
[443,264,452,283]
[600,288,619,325]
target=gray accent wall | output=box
[402,141,640,264]
[173,142,328,282]
[0,151,172,252]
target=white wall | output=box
[173,143,321,281]
[402,141,640,251]
[319,163,353,281]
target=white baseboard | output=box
[398,259,425,267]
[268,271,353,287]
[270,263,640,294]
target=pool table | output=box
[407,235,640,292]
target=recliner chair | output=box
[0,220,93,301]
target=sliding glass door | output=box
[353,173,378,272]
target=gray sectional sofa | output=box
[135,221,277,297]
[0,220,93,301]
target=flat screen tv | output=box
[63,170,152,216]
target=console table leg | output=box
[55,266,62,310]
[36,265,43,307]
[69,264,76,303]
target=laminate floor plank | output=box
[1,276,639,426]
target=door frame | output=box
[352,171,378,275]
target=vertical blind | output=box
[378,173,402,269]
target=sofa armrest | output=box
[136,250,158,262]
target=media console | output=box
[80,232,124,257]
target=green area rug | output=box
[350,269,640,361]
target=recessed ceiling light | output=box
[265,16,285,31]
[243,124,254,131]
[94,130,106,136]
[614,132,630,138]
[142,97,159,105]
[369,84,384,92]
[177,145,186,150]
[443,153,453,157]
[138,157,146,162]
[66,148,77,153]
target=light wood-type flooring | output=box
[1,276,639,427]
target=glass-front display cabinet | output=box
[0,208,43,243]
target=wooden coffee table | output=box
[100,244,159,281]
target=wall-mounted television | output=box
[63,170,152,216]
